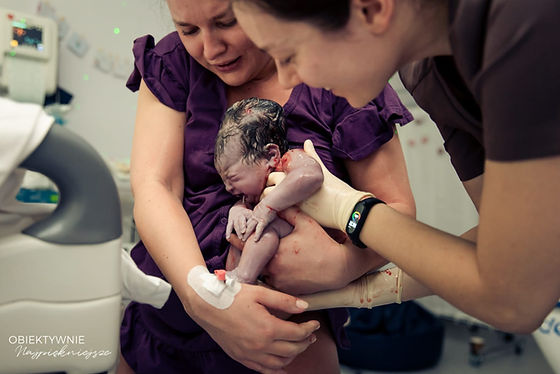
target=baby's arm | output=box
[250,150,323,240]
[263,149,323,211]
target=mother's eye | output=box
[181,27,199,36]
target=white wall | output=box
[2,0,175,160]
[390,76,482,324]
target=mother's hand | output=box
[186,282,319,374]
[265,207,361,294]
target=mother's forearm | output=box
[133,182,205,309]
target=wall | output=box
[390,76,482,324]
[2,0,174,160]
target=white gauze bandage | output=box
[187,265,241,309]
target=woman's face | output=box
[233,1,399,107]
[167,0,274,86]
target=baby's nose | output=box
[225,184,237,195]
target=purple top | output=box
[123,32,412,357]
[400,0,560,181]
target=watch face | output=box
[347,204,365,234]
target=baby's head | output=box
[215,97,288,202]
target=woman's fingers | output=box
[243,359,287,374]
[226,233,245,250]
[267,171,287,186]
[269,334,317,358]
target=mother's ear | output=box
[351,0,394,34]
[264,143,281,167]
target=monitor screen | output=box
[11,22,44,51]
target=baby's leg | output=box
[285,311,340,374]
[230,218,292,283]
[230,227,279,284]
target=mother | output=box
[118,0,415,373]
[232,0,560,332]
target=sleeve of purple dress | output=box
[126,33,189,112]
[330,83,413,160]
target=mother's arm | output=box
[130,80,318,373]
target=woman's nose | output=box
[276,63,302,89]
[202,31,227,61]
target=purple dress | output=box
[121,32,412,374]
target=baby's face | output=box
[217,143,270,204]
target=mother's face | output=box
[167,0,273,86]
[233,1,398,108]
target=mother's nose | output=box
[202,31,227,61]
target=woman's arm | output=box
[131,80,202,289]
[301,267,432,311]
[131,80,319,373]
[359,156,560,333]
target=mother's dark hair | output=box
[233,0,351,31]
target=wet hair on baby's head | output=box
[215,97,289,166]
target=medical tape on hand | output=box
[187,265,241,309]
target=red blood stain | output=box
[360,298,364,304]
[367,298,372,303]
[385,270,392,276]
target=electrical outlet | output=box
[66,32,89,57]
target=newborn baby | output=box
[214,97,323,283]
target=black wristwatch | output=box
[346,197,385,248]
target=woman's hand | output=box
[185,283,319,374]
[267,207,387,294]
[298,140,373,231]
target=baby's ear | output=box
[264,143,281,166]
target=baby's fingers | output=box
[244,219,258,241]
[226,219,234,239]
[235,216,247,236]
[254,222,265,242]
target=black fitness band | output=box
[345,197,385,248]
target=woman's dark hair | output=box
[233,0,351,31]
[215,97,289,167]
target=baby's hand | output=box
[227,204,253,240]
[246,203,278,242]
